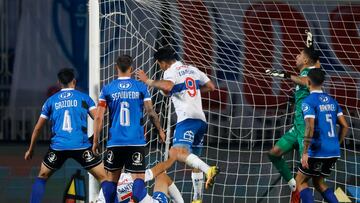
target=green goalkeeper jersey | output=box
[293,67,314,127]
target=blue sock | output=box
[321,188,339,203]
[101,181,117,203]
[300,188,314,203]
[132,179,147,202]
[30,177,47,203]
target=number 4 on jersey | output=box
[62,110,73,133]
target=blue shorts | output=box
[153,192,168,203]
[173,119,207,156]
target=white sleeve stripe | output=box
[99,98,106,101]
[304,115,315,119]
[88,106,96,111]
[40,114,48,119]
[144,98,151,101]
[337,112,343,117]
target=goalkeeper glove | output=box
[305,30,313,48]
[265,69,290,79]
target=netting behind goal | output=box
[93,0,360,202]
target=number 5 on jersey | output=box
[120,101,130,126]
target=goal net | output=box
[89,0,360,202]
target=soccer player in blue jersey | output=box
[93,55,166,203]
[137,47,219,203]
[297,68,349,203]
[24,68,114,203]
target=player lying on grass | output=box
[25,68,113,203]
[137,46,219,203]
[265,42,319,192]
[93,55,166,203]
[297,68,348,203]
[96,163,183,203]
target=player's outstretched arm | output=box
[144,100,166,143]
[93,105,106,154]
[200,80,216,93]
[25,117,47,160]
[337,115,349,144]
[265,69,309,86]
[136,69,174,94]
[301,117,315,169]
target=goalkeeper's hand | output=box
[265,69,290,79]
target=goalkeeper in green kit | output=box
[265,31,320,197]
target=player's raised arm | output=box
[136,69,174,94]
[144,100,166,143]
[24,117,47,160]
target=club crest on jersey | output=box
[319,95,329,103]
[132,152,143,166]
[302,103,310,113]
[82,150,95,162]
[59,92,73,100]
[118,81,132,90]
[47,152,57,163]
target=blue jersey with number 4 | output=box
[99,77,151,147]
[40,88,96,150]
[301,90,343,158]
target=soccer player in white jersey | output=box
[96,164,184,203]
[137,46,219,203]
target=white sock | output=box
[185,154,210,173]
[168,182,184,203]
[191,172,204,200]
[288,178,297,192]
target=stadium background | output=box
[0,0,359,202]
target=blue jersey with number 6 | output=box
[40,88,96,150]
[99,77,151,147]
[301,90,343,158]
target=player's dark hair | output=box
[57,68,75,86]
[116,55,133,73]
[303,47,319,65]
[154,46,177,62]
[308,68,325,86]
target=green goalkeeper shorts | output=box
[275,124,305,157]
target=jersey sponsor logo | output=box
[48,152,57,163]
[319,95,330,103]
[118,81,132,90]
[59,91,73,100]
[106,150,114,164]
[82,150,95,163]
[132,152,143,166]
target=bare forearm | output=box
[93,118,103,143]
[303,125,314,154]
[147,80,173,93]
[148,110,162,132]
[339,126,348,144]
[200,86,212,93]
[29,128,41,151]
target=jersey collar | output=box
[61,88,74,91]
[118,77,131,80]
[310,90,323,94]
[169,61,183,69]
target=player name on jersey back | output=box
[40,88,95,150]
[99,77,150,147]
[164,61,210,123]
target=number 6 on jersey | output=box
[120,101,130,126]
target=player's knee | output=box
[38,171,51,179]
[268,151,280,162]
[132,179,147,202]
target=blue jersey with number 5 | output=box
[40,88,96,150]
[301,90,343,158]
[99,77,151,147]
